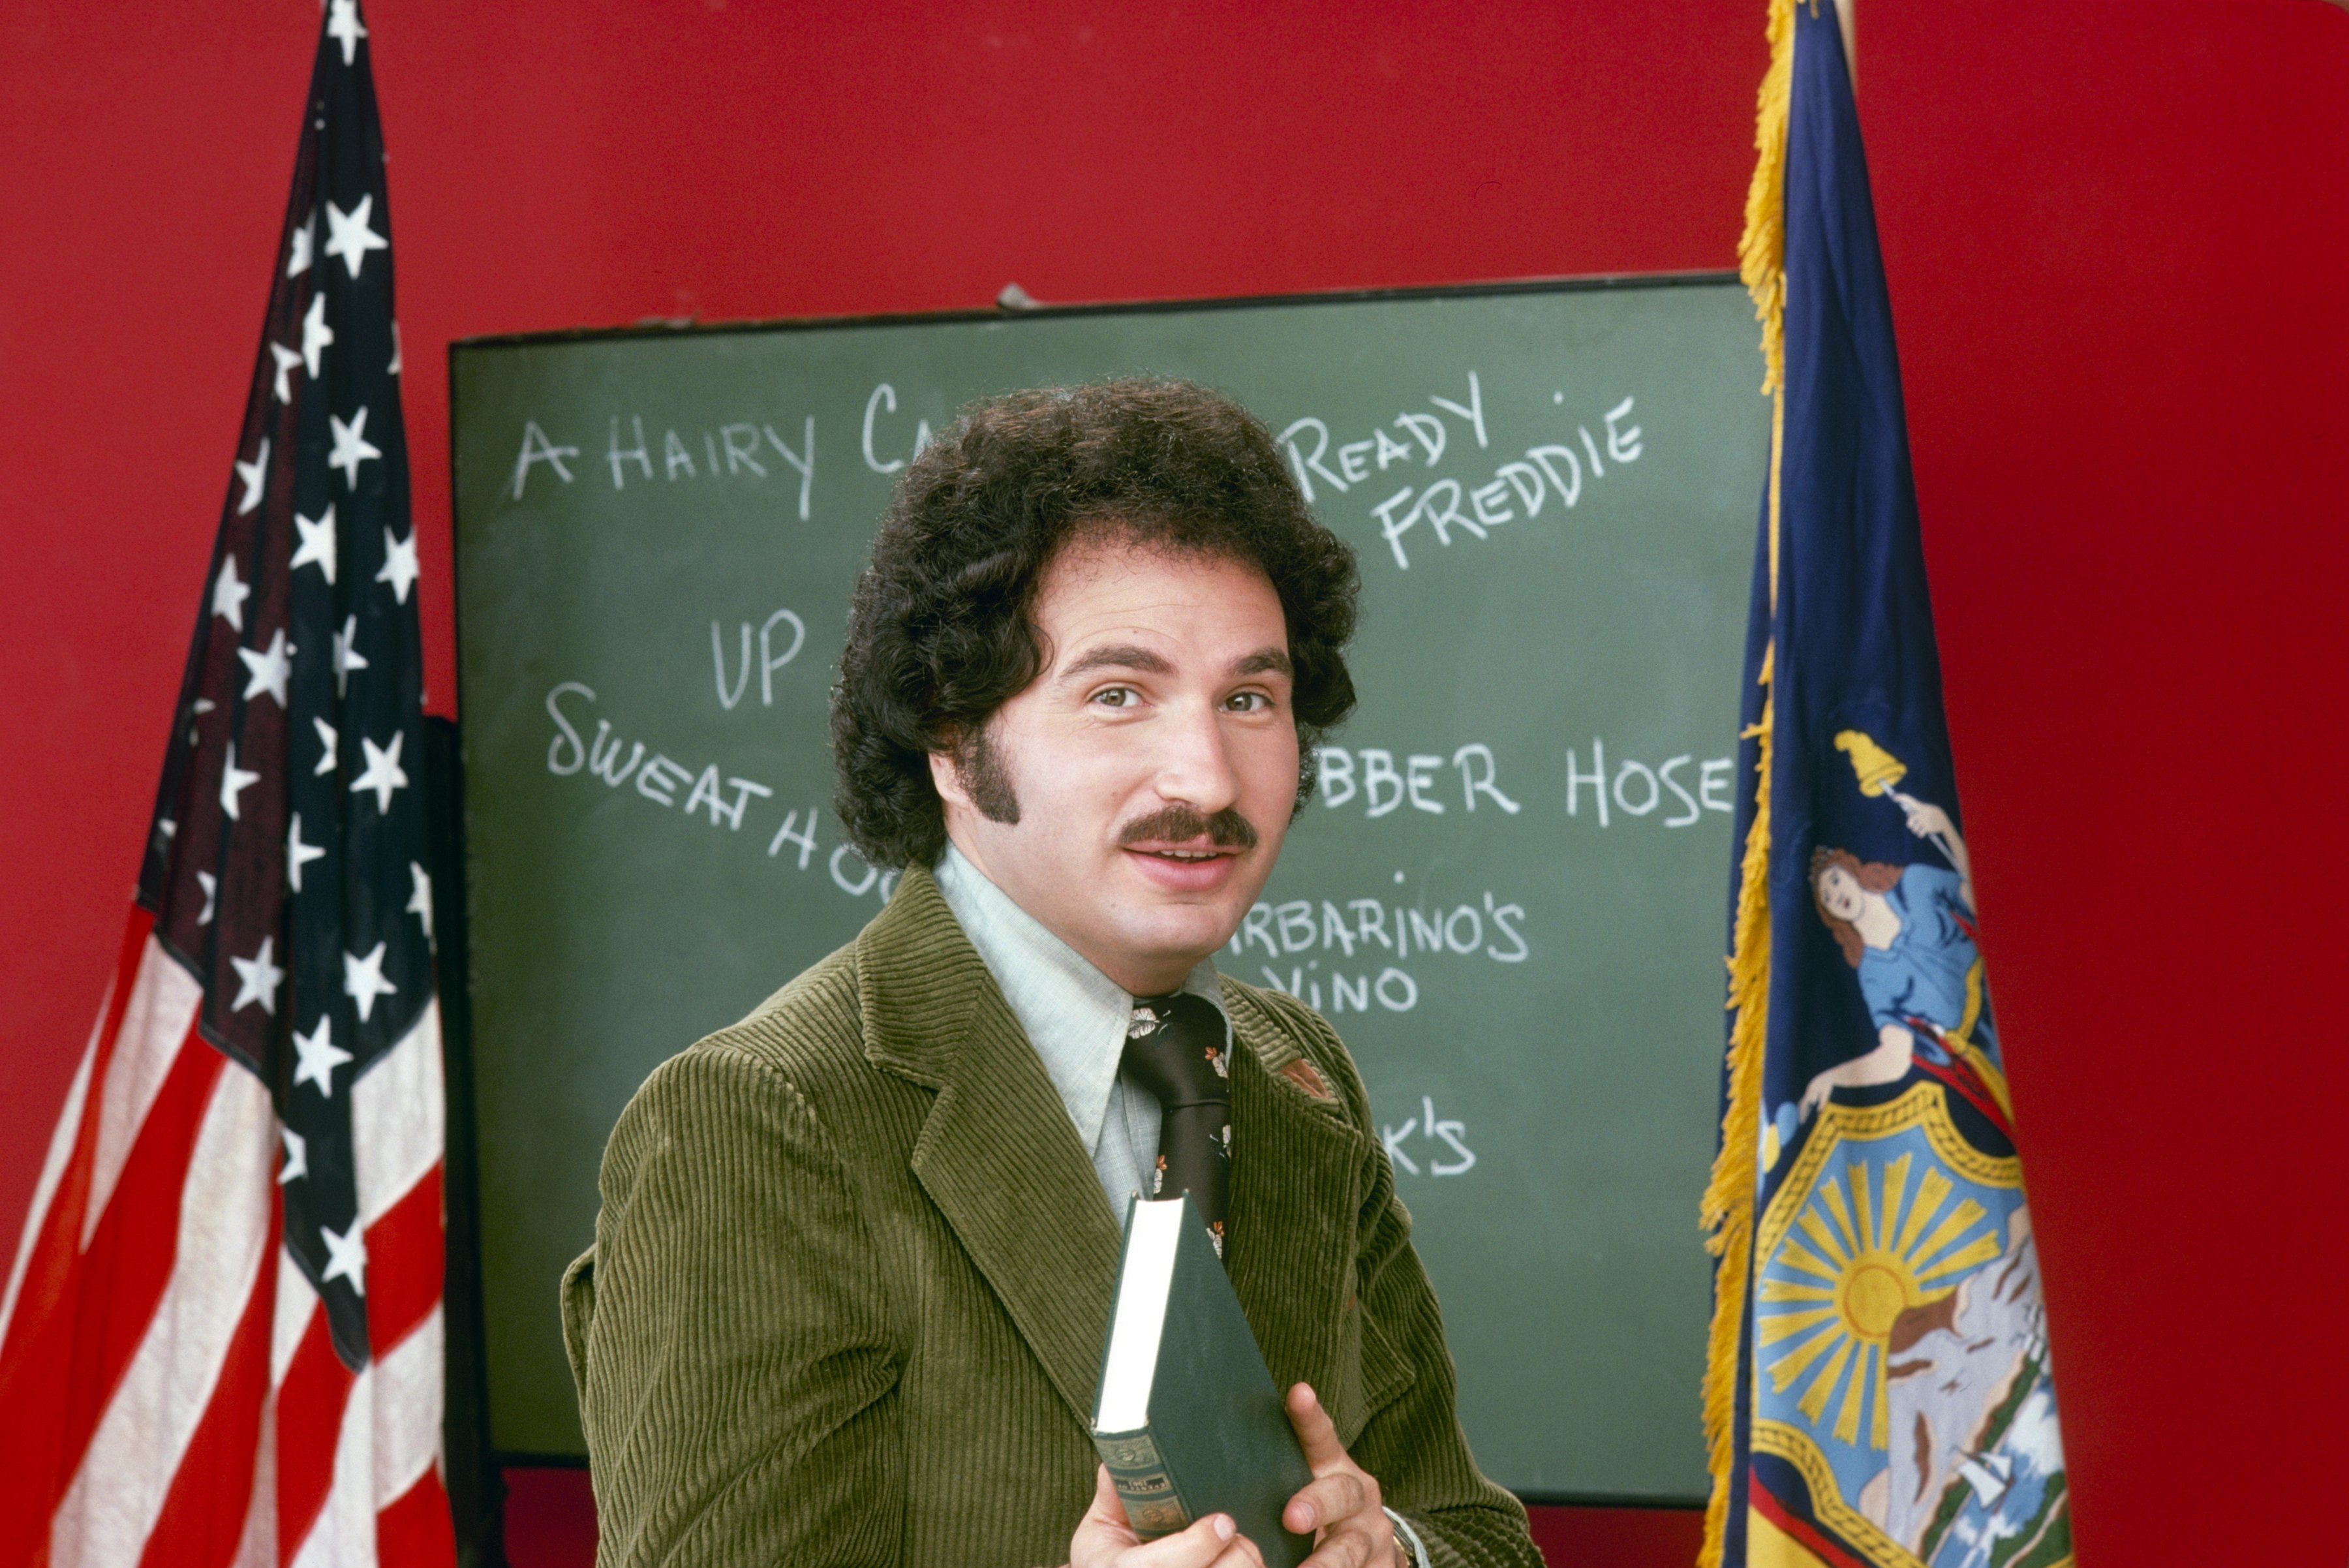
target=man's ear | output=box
[929,746,972,812]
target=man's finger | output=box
[1069,1464,1144,1565]
[1208,1534,1270,1568]
[1088,1464,1128,1525]
[1283,1469,1368,1534]
[1296,1524,1378,1568]
[1285,1382,1349,1470]
[1126,1511,1243,1567]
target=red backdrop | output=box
[5,2,2346,1562]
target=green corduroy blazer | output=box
[563,864,1539,1567]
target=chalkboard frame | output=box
[438,272,1744,1534]
[448,269,1738,354]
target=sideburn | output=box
[957,726,1021,825]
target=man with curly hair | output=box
[564,378,1539,1568]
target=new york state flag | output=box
[1700,5,2071,1567]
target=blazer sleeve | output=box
[1271,1000,1543,1568]
[564,1040,905,1567]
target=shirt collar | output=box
[931,842,1223,1151]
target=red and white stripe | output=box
[0,912,454,1568]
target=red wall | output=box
[5,2,2346,1561]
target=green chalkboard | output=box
[449,277,1765,1499]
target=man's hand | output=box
[1068,1464,1267,1568]
[1283,1383,1402,1568]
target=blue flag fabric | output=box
[1706,6,2072,1567]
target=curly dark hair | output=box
[829,377,1360,869]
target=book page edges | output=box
[1095,1197,1185,1432]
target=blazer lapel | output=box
[1220,983,1366,1426]
[858,866,1124,1428]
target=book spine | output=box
[1091,1428,1192,1539]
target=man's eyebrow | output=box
[1231,647,1293,678]
[1058,643,1174,681]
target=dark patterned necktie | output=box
[1123,992,1233,1257]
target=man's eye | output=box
[1227,692,1268,713]
[1094,686,1135,707]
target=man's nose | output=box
[1150,700,1242,812]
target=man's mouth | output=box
[1120,834,1246,890]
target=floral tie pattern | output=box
[1123,992,1233,1257]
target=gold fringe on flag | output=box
[1699,1,1792,1564]
[1739,0,1795,400]
[1698,678,1771,1568]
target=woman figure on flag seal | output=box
[1797,739,2014,1140]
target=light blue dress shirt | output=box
[931,843,1229,1218]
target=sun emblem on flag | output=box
[1758,1148,2003,1449]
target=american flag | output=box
[0,4,453,1563]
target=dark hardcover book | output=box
[1090,1195,1316,1567]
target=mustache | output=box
[1118,804,1259,851]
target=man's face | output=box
[931,534,1299,995]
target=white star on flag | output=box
[388,320,402,377]
[301,291,334,377]
[211,557,249,632]
[219,741,261,820]
[237,628,295,707]
[332,615,369,696]
[288,812,328,893]
[229,936,285,1015]
[407,861,434,941]
[376,527,420,604]
[319,1218,369,1297]
[292,1014,354,1096]
[326,0,369,67]
[234,437,270,515]
[195,870,217,925]
[328,407,380,491]
[291,504,337,584]
[270,341,303,403]
[352,730,407,812]
[277,1126,309,1185]
[313,716,339,776]
[286,209,315,277]
[343,941,397,1024]
[324,194,387,279]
